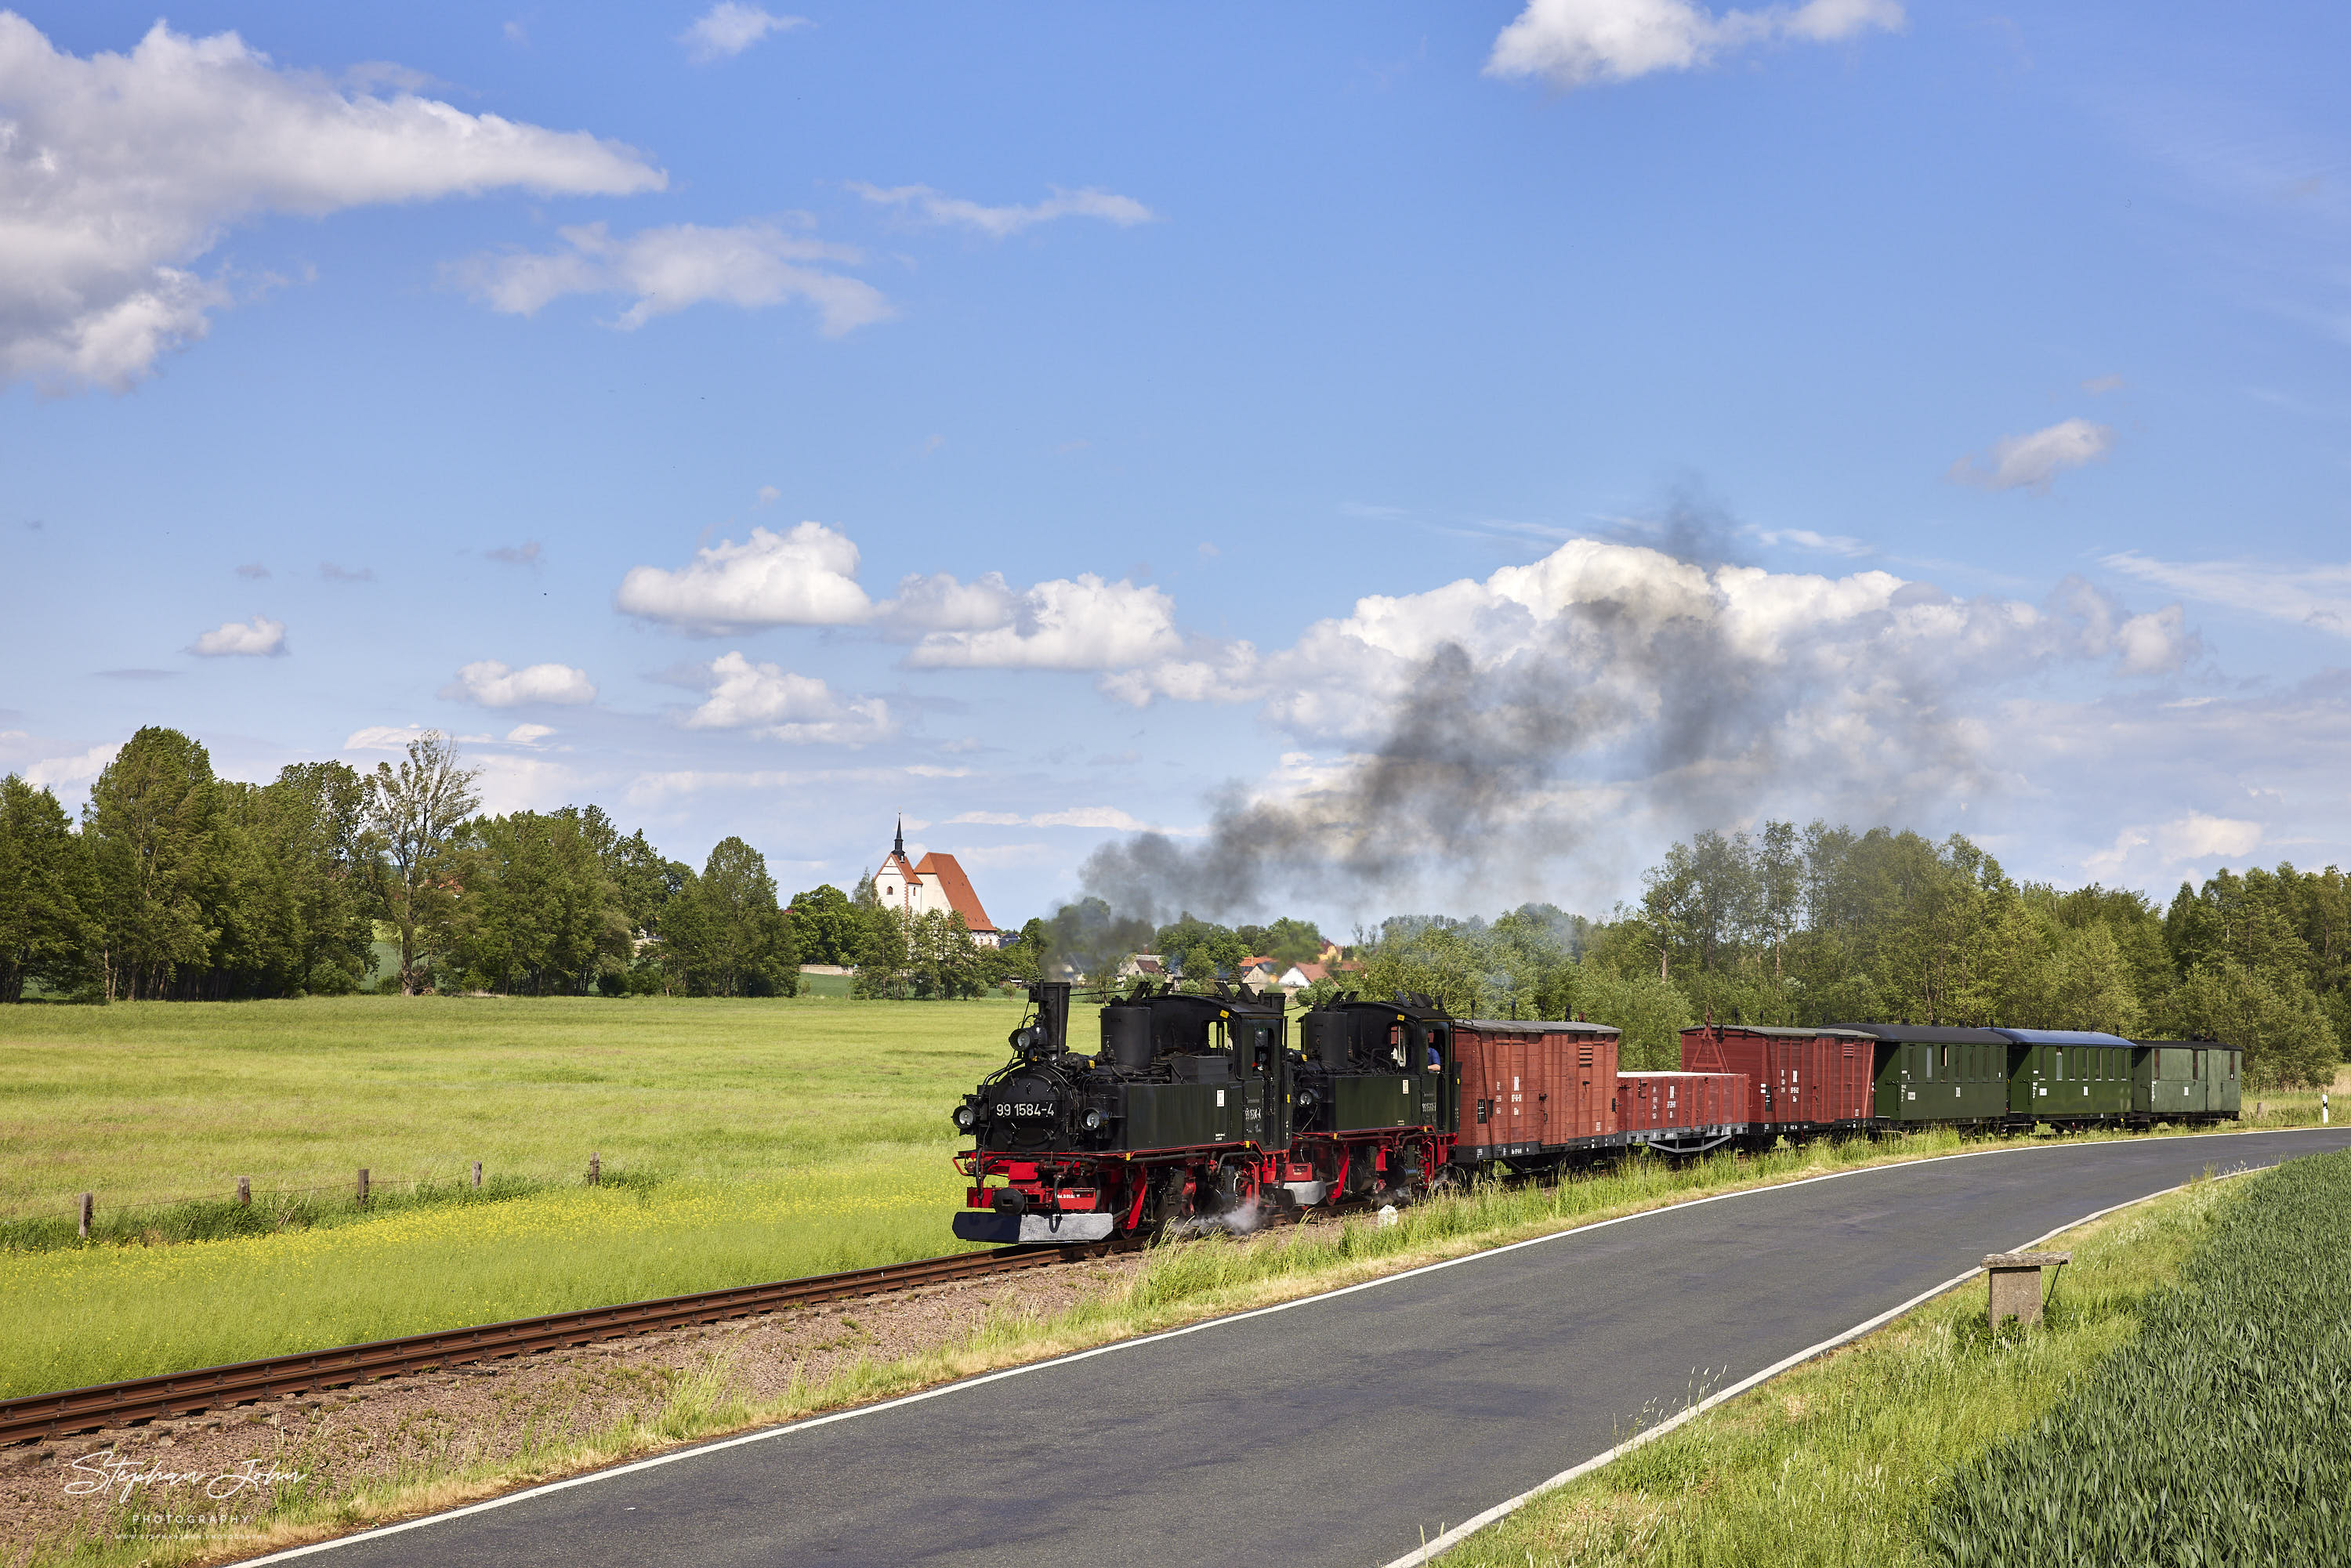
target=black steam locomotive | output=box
[952,981,1453,1244]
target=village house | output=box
[870,819,1003,947]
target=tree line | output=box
[0,726,1031,1002]
[1333,824,2344,1090]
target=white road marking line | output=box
[230,1127,2332,1566]
[1379,1164,2270,1567]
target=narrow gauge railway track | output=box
[0,1241,1138,1447]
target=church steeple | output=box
[893,814,905,861]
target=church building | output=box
[871,819,1004,947]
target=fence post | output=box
[472,1160,483,1190]
[589,1152,600,1186]
[78,1192,92,1239]
[357,1168,369,1207]
[237,1176,250,1207]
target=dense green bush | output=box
[1929,1150,2351,1565]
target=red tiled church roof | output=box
[914,852,997,934]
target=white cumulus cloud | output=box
[617,521,873,634]
[1486,0,1904,90]
[440,660,596,708]
[0,15,664,393]
[25,743,119,788]
[1100,537,2193,754]
[1947,418,2115,493]
[2157,813,2262,862]
[2082,812,2265,881]
[189,615,287,657]
[849,183,1156,239]
[903,574,1182,671]
[681,651,893,744]
[679,4,808,63]
[451,220,889,336]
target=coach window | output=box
[2054,1048,2063,1081]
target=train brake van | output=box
[1992,1027,2135,1124]
[2131,1039,2244,1121]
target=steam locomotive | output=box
[953,980,1599,1244]
[951,982,2244,1244]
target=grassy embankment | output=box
[1444,1150,2351,1567]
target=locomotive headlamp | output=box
[1082,1109,1106,1131]
[954,1103,976,1130]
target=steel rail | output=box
[0,1244,1119,1447]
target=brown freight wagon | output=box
[1680,1024,1876,1132]
[1617,1070,1748,1150]
[1453,1019,1621,1165]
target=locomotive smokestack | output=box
[1034,981,1070,1056]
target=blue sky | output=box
[3,2,2348,930]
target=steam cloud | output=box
[1080,505,2186,925]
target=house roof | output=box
[913,851,997,932]
[1281,962,1328,985]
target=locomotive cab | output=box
[1294,994,1453,1139]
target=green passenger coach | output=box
[1992,1028,2135,1123]
[1856,1024,2012,1125]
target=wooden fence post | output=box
[472,1160,483,1189]
[357,1168,369,1207]
[237,1176,250,1207]
[78,1192,92,1239]
[589,1152,600,1186]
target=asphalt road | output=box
[255,1128,2351,1568]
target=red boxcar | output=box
[1453,1019,1621,1157]
[1617,1070,1748,1135]
[1680,1025,1875,1128]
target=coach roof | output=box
[1831,1023,2011,1045]
[1991,1027,2135,1047]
